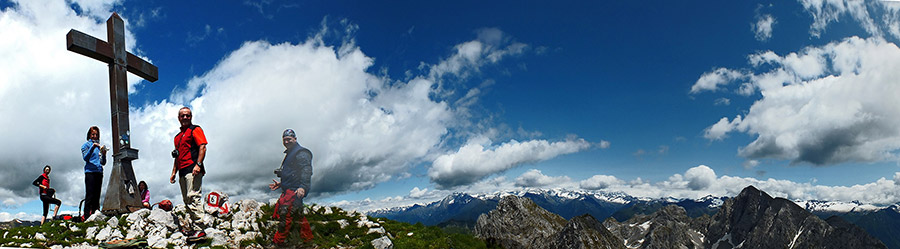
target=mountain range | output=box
[370,187,900,248]
[472,186,885,249]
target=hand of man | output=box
[269,179,280,190]
[296,188,306,199]
[192,164,202,175]
[169,173,176,184]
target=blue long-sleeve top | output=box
[81,140,106,173]
[281,142,312,196]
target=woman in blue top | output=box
[81,126,107,218]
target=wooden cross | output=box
[66,13,157,215]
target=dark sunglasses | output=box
[180,114,192,118]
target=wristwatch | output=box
[196,162,203,168]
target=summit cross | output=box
[66,12,158,215]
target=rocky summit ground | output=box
[0,199,407,249]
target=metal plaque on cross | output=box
[66,13,158,215]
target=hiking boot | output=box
[186,230,206,243]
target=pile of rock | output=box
[77,199,267,248]
[4,199,395,249]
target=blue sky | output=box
[3,0,900,220]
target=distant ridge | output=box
[370,187,900,248]
[474,186,886,249]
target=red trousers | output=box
[272,189,313,244]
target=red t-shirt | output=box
[174,125,208,170]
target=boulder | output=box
[371,236,393,249]
[204,228,228,247]
[147,209,177,230]
[85,212,107,223]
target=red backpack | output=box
[155,199,173,211]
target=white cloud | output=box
[714,97,731,106]
[704,115,743,140]
[799,0,882,38]
[690,68,746,94]
[335,165,900,213]
[409,187,428,198]
[429,28,527,80]
[598,140,611,149]
[579,175,624,190]
[699,37,900,165]
[743,160,760,169]
[0,212,42,222]
[0,0,148,208]
[684,165,717,190]
[1,1,597,210]
[69,0,121,19]
[514,169,572,188]
[428,137,591,188]
[753,14,776,41]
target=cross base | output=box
[100,147,143,216]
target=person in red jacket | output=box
[169,106,208,238]
[32,165,61,225]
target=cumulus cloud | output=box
[579,175,624,190]
[699,37,900,165]
[514,169,572,188]
[429,28,528,80]
[0,0,148,207]
[0,212,41,222]
[409,187,428,198]
[1,0,596,213]
[690,68,746,94]
[684,165,717,190]
[428,137,591,189]
[334,165,900,213]
[753,14,776,41]
[704,115,743,140]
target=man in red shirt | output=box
[169,107,208,236]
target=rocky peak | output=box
[604,204,703,249]
[705,185,886,249]
[550,214,625,249]
[475,195,567,249]
[475,195,624,249]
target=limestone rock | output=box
[204,228,228,247]
[148,208,177,230]
[34,233,46,241]
[371,236,393,249]
[337,219,349,229]
[367,227,386,234]
[126,209,151,224]
[147,233,169,248]
[95,227,112,241]
[85,212,107,223]
[106,217,119,228]
[85,226,98,240]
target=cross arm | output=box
[66,29,113,64]
[66,29,159,82]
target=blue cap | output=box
[283,129,296,138]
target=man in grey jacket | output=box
[268,128,313,245]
